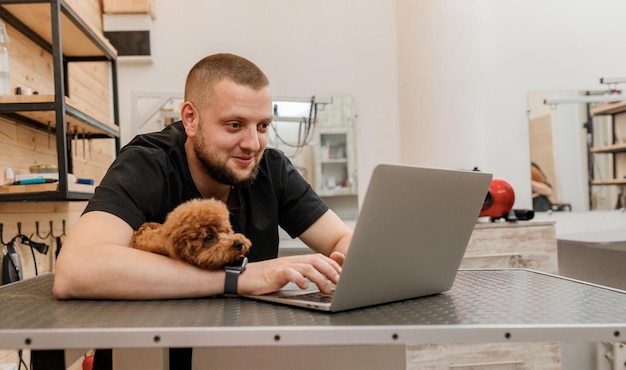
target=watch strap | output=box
[224,268,240,295]
[224,257,247,296]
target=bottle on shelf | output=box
[0,20,10,95]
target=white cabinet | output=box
[316,128,357,196]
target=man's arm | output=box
[53,211,226,300]
[53,210,346,300]
[236,209,353,295]
[298,209,353,258]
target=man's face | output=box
[192,79,273,187]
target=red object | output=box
[480,178,515,219]
[82,354,94,370]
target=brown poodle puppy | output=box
[130,198,251,269]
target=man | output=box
[54,52,352,299]
[53,53,353,368]
[53,54,352,369]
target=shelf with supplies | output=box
[315,128,357,197]
[0,95,119,137]
[0,181,94,195]
[0,0,120,202]
[588,98,626,208]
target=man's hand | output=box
[237,254,343,295]
[329,251,346,266]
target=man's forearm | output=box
[53,244,226,300]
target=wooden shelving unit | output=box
[589,100,626,207]
[591,178,626,186]
[0,0,119,201]
[591,100,626,116]
[590,142,626,154]
[0,95,118,136]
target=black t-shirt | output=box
[84,121,328,261]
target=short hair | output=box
[184,53,269,106]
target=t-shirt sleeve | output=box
[84,147,171,230]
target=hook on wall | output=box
[35,221,51,239]
[50,220,66,238]
[0,220,67,243]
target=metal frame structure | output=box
[0,0,119,201]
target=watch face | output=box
[226,256,248,271]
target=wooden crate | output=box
[462,221,558,274]
[407,343,561,370]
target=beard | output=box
[193,135,261,187]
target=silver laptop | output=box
[245,164,492,312]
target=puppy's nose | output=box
[232,240,244,251]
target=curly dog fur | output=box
[130,198,251,269]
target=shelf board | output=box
[591,179,626,186]
[590,142,626,154]
[0,182,93,194]
[1,1,117,58]
[591,101,626,116]
[0,95,119,137]
[0,181,94,201]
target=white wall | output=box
[116,0,401,203]
[397,0,626,209]
[116,0,626,210]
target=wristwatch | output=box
[224,256,248,295]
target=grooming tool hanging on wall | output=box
[0,221,60,285]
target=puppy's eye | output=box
[204,235,215,243]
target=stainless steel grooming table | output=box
[1,269,626,367]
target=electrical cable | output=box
[29,245,37,276]
[270,96,318,156]
[22,235,48,277]
[17,348,29,370]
